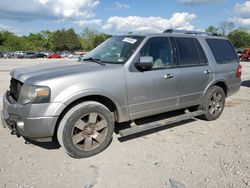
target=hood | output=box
[11,60,120,84]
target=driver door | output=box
[125,37,179,120]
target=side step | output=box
[119,110,205,137]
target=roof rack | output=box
[163,29,218,36]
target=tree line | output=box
[0,28,111,52]
[0,23,249,52]
[205,21,250,49]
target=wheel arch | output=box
[204,80,228,98]
[213,81,228,97]
[53,94,121,138]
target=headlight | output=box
[18,84,51,104]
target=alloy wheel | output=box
[208,92,223,116]
[71,112,108,151]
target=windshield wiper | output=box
[83,58,105,66]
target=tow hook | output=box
[5,117,21,138]
[11,130,21,138]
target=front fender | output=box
[62,89,123,107]
[54,89,130,123]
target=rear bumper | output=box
[227,83,241,97]
[1,92,59,142]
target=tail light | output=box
[236,64,242,78]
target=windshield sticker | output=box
[118,58,124,62]
[122,38,137,44]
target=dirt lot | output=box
[0,59,250,188]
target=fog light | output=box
[16,121,24,130]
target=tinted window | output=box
[175,38,200,66]
[141,37,172,69]
[195,40,208,64]
[206,39,238,64]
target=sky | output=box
[0,0,249,35]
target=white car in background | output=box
[68,53,80,58]
[61,51,71,58]
[13,51,25,57]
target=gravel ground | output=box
[0,59,250,188]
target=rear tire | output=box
[200,86,225,121]
[57,101,114,158]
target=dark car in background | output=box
[36,53,47,58]
[0,52,4,58]
[3,52,14,58]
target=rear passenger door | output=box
[173,37,214,108]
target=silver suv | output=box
[1,30,242,158]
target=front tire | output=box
[200,86,225,121]
[57,101,114,158]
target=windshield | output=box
[82,36,144,64]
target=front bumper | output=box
[1,91,61,142]
[1,110,9,129]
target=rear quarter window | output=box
[206,39,238,64]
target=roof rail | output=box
[163,29,218,36]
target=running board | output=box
[119,110,205,137]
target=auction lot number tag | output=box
[122,38,137,44]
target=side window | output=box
[140,37,172,69]
[175,37,201,66]
[195,40,208,64]
[206,39,238,64]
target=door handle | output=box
[164,74,174,79]
[204,70,211,74]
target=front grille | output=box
[9,78,23,101]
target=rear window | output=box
[206,39,238,64]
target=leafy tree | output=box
[0,31,26,51]
[205,26,219,34]
[51,29,66,51]
[24,33,48,51]
[80,28,97,51]
[228,29,250,48]
[93,33,112,48]
[65,28,81,51]
[0,32,4,46]
[80,28,112,51]
[41,30,53,50]
[51,28,80,51]
[0,28,113,51]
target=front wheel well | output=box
[53,95,117,138]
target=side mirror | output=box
[134,56,153,71]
